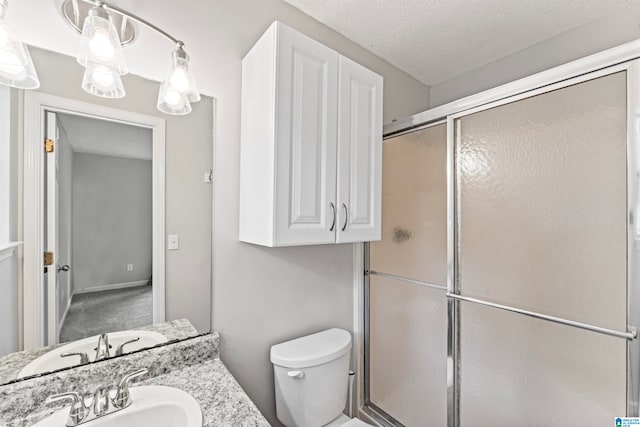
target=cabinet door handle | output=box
[329,203,336,231]
[341,203,348,231]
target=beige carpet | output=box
[59,285,152,343]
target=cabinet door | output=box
[274,23,339,245]
[336,56,383,243]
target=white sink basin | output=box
[33,386,203,427]
[18,330,167,378]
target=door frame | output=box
[23,92,166,350]
[44,111,59,347]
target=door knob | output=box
[57,264,70,273]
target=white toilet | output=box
[270,328,372,427]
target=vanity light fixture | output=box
[64,0,201,115]
[0,0,202,114]
[0,0,40,89]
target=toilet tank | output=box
[271,328,352,427]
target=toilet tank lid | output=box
[270,328,352,369]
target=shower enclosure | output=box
[363,56,640,426]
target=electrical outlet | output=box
[127,264,133,271]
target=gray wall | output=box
[0,85,19,357]
[0,85,9,244]
[204,2,430,425]
[72,153,152,293]
[25,47,214,333]
[56,125,73,324]
[18,1,430,422]
[429,2,640,107]
[0,254,19,357]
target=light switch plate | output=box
[168,234,179,250]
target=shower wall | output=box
[366,69,631,426]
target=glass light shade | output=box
[163,49,200,103]
[82,62,125,98]
[0,19,40,89]
[157,80,192,115]
[77,11,128,75]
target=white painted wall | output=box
[430,2,640,107]
[72,153,152,293]
[204,2,430,425]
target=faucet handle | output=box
[113,368,148,409]
[115,337,140,356]
[46,392,89,426]
[60,351,90,364]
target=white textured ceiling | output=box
[282,0,634,85]
[5,0,637,94]
[57,113,152,160]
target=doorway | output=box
[23,92,166,349]
[45,111,154,342]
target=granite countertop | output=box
[140,359,270,427]
[11,358,269,427]
[0,333,270,427]
[0,319,198,385]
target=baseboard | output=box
[73,280,149,295]
[57,296,72,339]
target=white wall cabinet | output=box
[239,21,383,247]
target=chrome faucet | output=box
[60,351,89,364]
[45,368,148,426]
[94,333,111,361]
[113,369,148,408]
[115,337,141,356]
[46,392,89,426]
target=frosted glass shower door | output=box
[455,72,628,426]
[368,124,447,426]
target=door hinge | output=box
[44,251,53,266]
[45,138,54,153]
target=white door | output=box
[274,23,339,245]
[336,56,383,243]
[45,111,59,345]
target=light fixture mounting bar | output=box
[80,0,185,48]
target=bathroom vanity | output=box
[0,332,269,426]
[0,319,197,384]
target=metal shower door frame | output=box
[446,60,639,426]
[363,56,640,427]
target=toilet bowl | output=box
[271,328,373,427]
